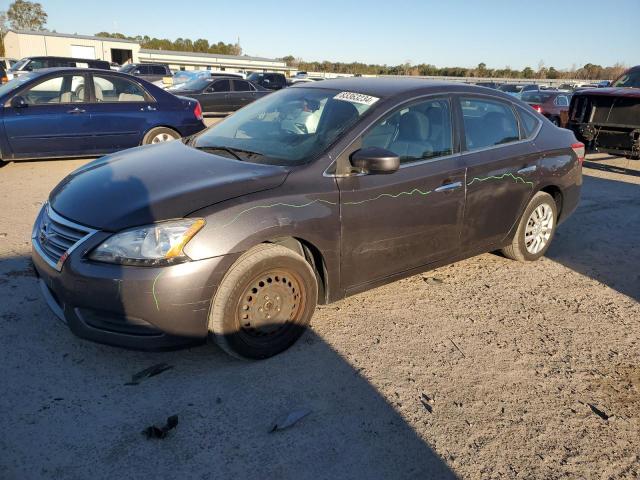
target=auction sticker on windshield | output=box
[334,91,379,106]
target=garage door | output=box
[71,45,96,59]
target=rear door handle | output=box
[435,181,463,193]
[67,107,85,114]
[517,165,537,174]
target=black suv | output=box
[119,63,172,83]
[8,56,110,79]
[246,72,287,90]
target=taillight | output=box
[193,102,203,121]
[571,142,585,165]
[531,104,543,113]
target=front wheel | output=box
[502,191,558,262]
[208,244,318,359]
[142,127,180,145]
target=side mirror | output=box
[10,96,28,108]
[350,147,400,174]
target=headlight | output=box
[89,219,205,266]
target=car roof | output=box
[24,67,130,74]
[294,77,514,100]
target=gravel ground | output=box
[0,153,638,479]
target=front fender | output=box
[184,181,341,298]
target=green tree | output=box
[522,66,534,79]
[6,0,47,30]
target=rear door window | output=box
[461,98,520,150]
[151,65,167,75]
[92,74,148,102]
[233,80,253,91]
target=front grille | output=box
[33,204,96,271]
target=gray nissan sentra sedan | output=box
[31,78,583,359]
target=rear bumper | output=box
[180,121,207,138]
[32,244,231,350]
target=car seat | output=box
[388,111,433,161]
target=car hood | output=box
[49,141,289,232]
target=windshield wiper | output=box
[194,145,243,161]
[195,145,265,161]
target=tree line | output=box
[94,32,242,56]
[281,57,627,81]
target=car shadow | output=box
[546,174,640,301]
[0,251,456,479]
[582,160,640,178]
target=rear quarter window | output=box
[517,106,541,138]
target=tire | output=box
[501,191,558,262]
[208,244,318,360]
[142,127,180,145]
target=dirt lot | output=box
[0,153,638,479]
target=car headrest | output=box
[318,100,359,134]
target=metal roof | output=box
[7,29,139,44]
[138,49,284,64]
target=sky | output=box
[8,0,640,70]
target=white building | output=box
[3,30,293,75]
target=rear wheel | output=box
[208,244,318,359]
[502,191,558,262]
[142,127,180,145]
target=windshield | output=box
[9,58,30,71]
[119,64,136,73]
[612,70,640,88]
[193,87,377,165]
[499,84,523,93]
[521,92,554,103]
[247,72,262,82]
[0,72,36,97]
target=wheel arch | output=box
[140,125,182,145]
[264,236,330,305]
[539,184,564,220]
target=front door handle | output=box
[67,107,85,114]
[517,165,537,174]
[435,181,463,193]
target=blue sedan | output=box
[0,68,206,162]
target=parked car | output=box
[168,76,270,114]
[568,65,640,159]
[0,57,18,71]
[0,68,205,162]
[498,83,540,98]
[31,78,583,359]
[521,91,572,126]
[475,81,501,89]
[246,72,287,90]
[7,56,110,80]
[119,63,172,83]
[166,70,244,91]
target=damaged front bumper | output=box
[32,242,231,350]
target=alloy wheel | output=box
[151,133,176,144]
[524,202,554,254]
